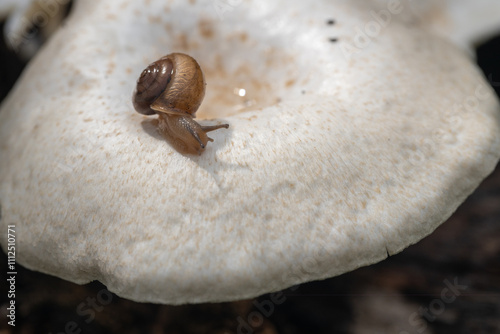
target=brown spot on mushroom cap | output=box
[239,32,248,42]
[148,15,162,24]
[285,79,296,87]
[163,28,301,119]
[199,19,214,39]
[198,58,277,119]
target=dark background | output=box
[0,11,499,334]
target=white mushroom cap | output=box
[0,0,499,304]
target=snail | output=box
[133,53,229,155]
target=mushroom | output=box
[0,0,499,305]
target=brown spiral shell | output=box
[133,53,206,117]
[132,53,227,155]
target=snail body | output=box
[133,53,228,154]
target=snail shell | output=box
[133,53,228,155]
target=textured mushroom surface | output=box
[0,0,499,304]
